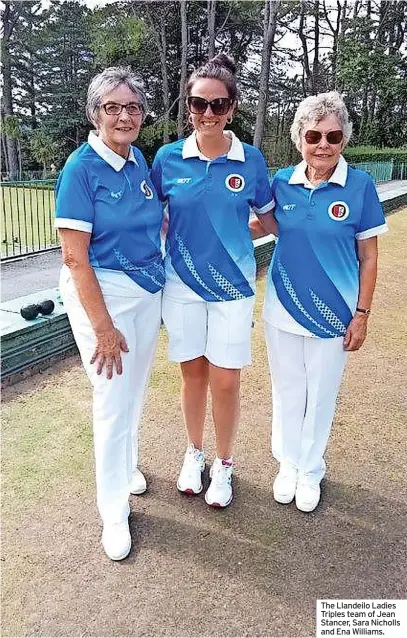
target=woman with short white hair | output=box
[55,67,163,560]
[258,91,387,512]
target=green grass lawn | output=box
[1,184,58,257]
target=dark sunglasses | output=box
[187,96,232,116]
[304,129,343,144]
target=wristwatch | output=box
[356,307,371,316]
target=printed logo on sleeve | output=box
[328,201,350,221]
[177,178,192,184]
[140,180,154,199]
[225,174,245,192]
[283,203,296,211]
[110,190,123,199]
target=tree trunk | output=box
[327,0,343,89]
[298,0,313,94]
[143,4,171,144]
[177,1,188,138]
[158,12,170,144]
[18,140,22,180]
[208,0,216,58]
[1,134,10,175]
[312,1,320,91]
[1,2,19,180]
[253,0,280,149]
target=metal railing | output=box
[269,162,406,182]
[1,162,405,260]
[1,180,58,259]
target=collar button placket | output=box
[206,162,212,189]
[307,189,316,219]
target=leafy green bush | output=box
[344,146,407,163]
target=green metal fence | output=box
[268,161,406,182]
[1,181,58,259]
[354,161,393,182]
[1,161,406,260]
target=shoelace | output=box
[212,464,232,487]
[184,450,204,472]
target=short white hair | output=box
[86,67,147,126]
[290,91,353,151]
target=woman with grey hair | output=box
[258,91,387,512]
[55,67,164,560]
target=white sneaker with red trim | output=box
[177,443,205,494]
[205,457,233,508]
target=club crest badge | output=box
[328,201,349,221]
[140,180,154,199]
[225,174,245,192]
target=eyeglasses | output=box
[101,102,144,116]
[304,129,343,144]
[187,96,232,116]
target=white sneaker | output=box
[101,521,131,561]
[295,478,321,512]
[273,464,298,504]
[177,443,205,494]
[130,468,147,495]
[205,457,233,508]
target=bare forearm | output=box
[357,255,377,310]
[257,210,278,236]
[69,263,113,334]
[249,210,278,239]
[249,218,268,240]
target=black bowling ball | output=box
[20,299,55,321]
[20,304,39,321]
[38,299,55,315]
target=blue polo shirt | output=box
[151,131,274,302]
[264,156,388,337]
[55,132,164,295]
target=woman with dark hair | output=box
[151,54,274,508]
[55,67,164,560]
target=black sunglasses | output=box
[304,129,343,144]
[187,96,232,116]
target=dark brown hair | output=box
[186,53,238,103]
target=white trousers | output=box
[60,268,161,525]
[264,323,348,483]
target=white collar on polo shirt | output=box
[88,131,139,172]
[182,130,245,162]
[289,154,348,188]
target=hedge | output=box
[344,146,407,163]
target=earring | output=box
[188,114,193,124]
[227,116,233,124]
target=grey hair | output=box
[290,91,353,151]
[86,66,148,126]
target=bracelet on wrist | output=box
[355,307,370,316]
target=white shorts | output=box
[162,294,256,369]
